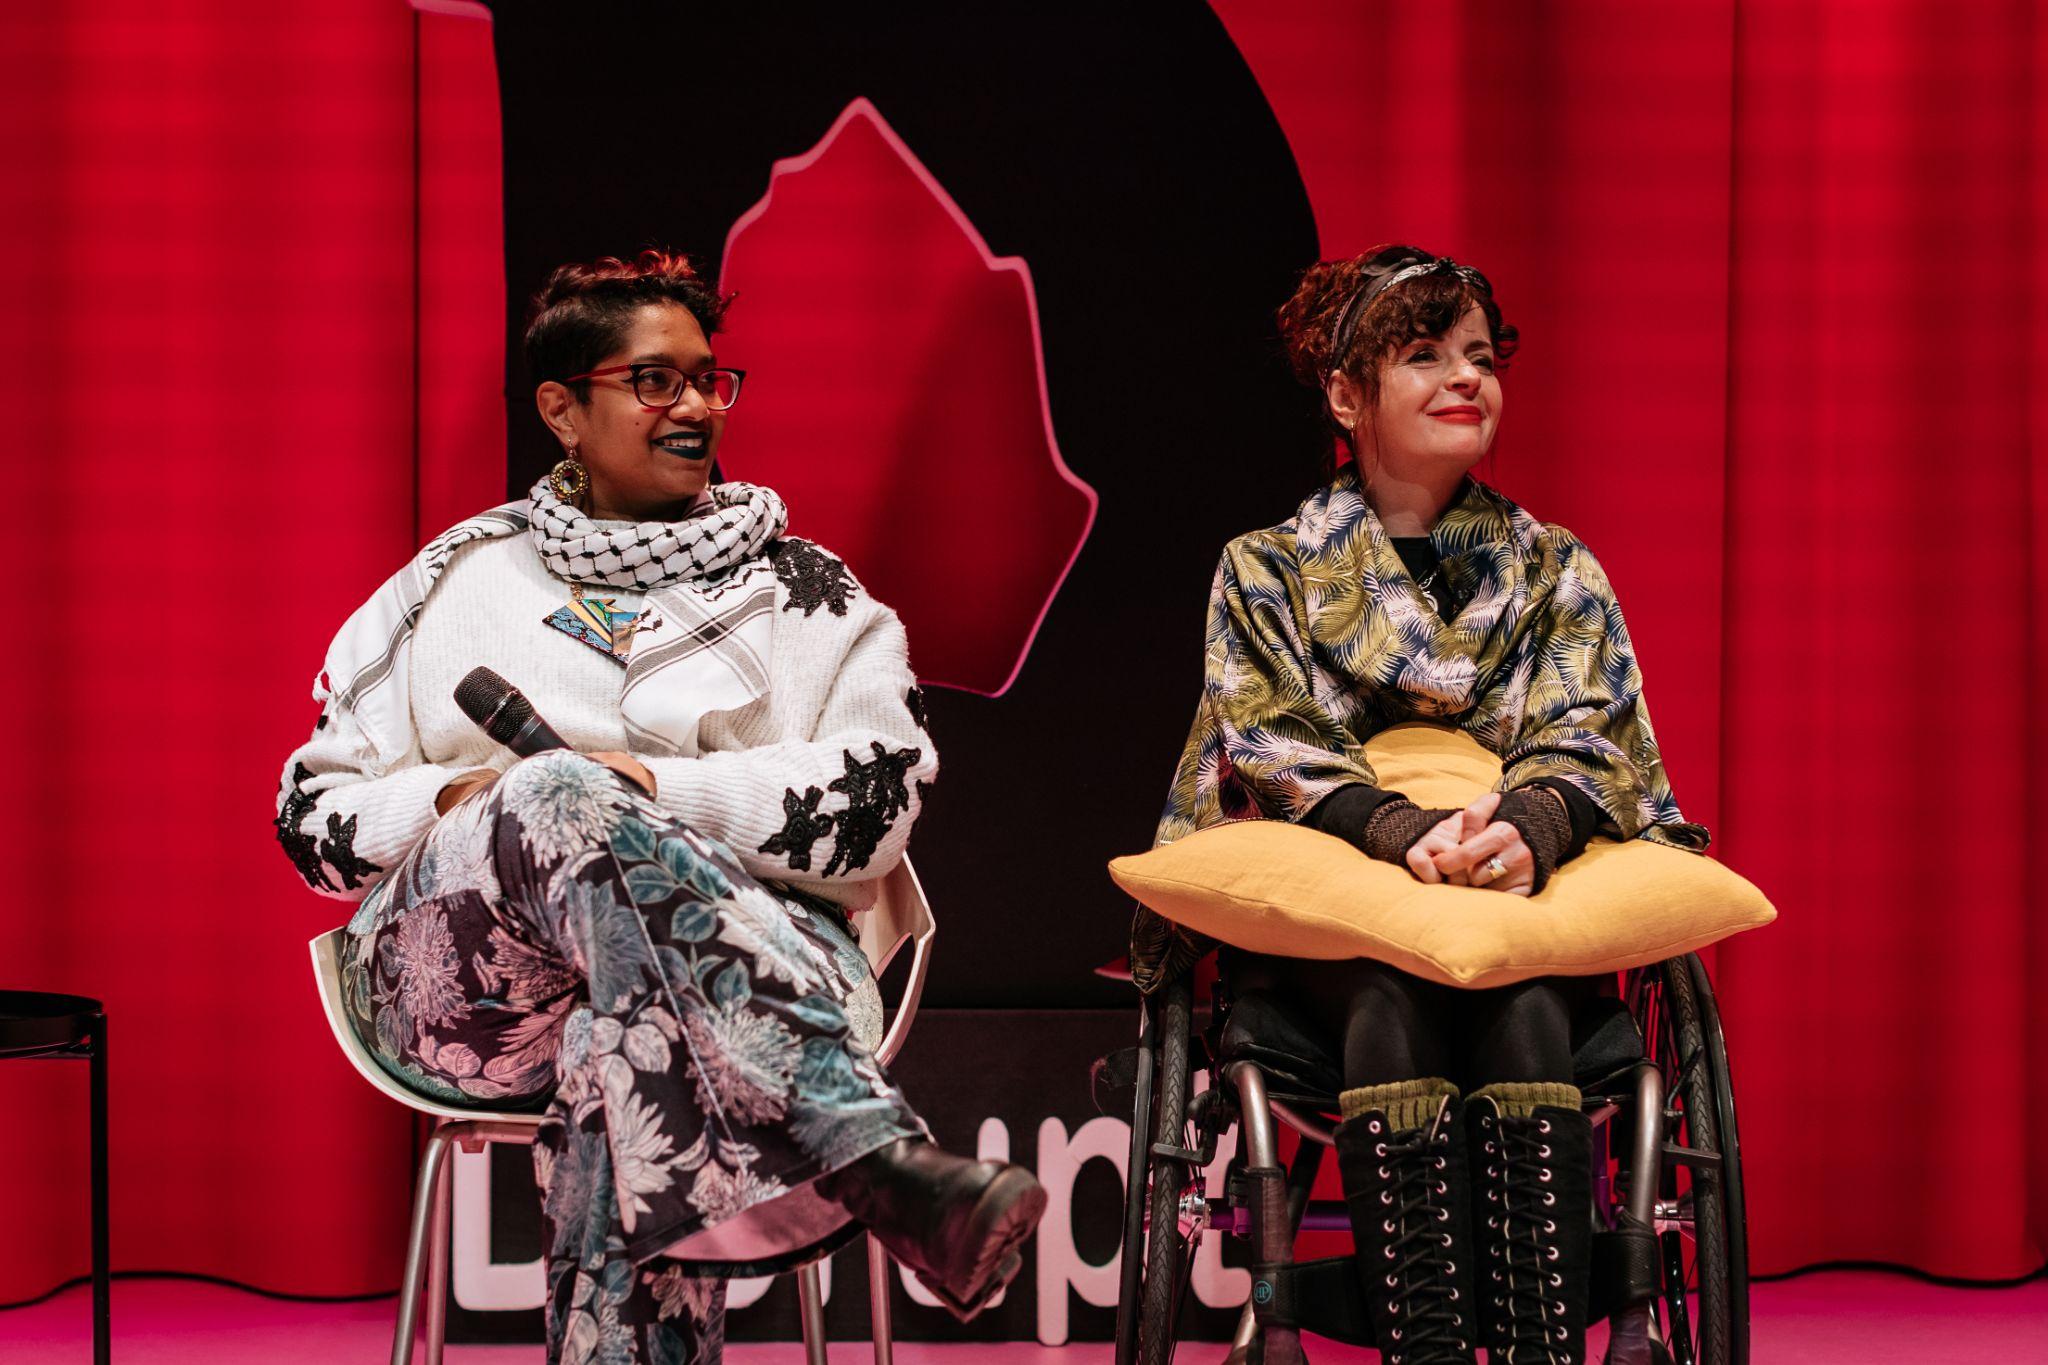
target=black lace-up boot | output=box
[1333,1078,1477,1365]
[1469,1083,1595,1364]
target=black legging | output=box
[1224,951,1595,1092]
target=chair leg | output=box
[88,1013,110,1365]
[866,1234,894,1365]
[391,1125,456,1365]
[424,1129,456,1365]
[797,1260,828,1365]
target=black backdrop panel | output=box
[446,1009,1247,1345]
[488,4,1324,1008]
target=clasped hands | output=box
[433,750,657,816]
[1403,791,1537,896]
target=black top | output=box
[1391,534,1459,619]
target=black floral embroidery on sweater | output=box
[759,785,836,872]
[767,538,857,617]
[275,762,332,891]
[904,685,929,732]
[319,812,383,891]
[823,743,921,877]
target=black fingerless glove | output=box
[1360,799,1461,866]
[1493,787,1575,893]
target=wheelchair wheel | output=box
[1632,954,1750,1365]
[1114,972,1201,1365]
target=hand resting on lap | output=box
[433,749,656,815]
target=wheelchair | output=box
[1104,951,1749,1365]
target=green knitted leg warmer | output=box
[1338,1077,1459,1131]
[1470,1080,1581,1118]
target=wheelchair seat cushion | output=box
[1110,725,1775,989]
[1217,989,1344,1105]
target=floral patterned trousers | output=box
[341,751,927,1365]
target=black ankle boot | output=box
[1333,1079,1477,1365]
[1469,1085,1595,1365]
[814,1138,1046,1321]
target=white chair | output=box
[311,858,937,1365]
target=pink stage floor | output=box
[3,1271,2044,1363]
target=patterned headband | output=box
[1326,255,1493,377]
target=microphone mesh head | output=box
[454,666,531,745]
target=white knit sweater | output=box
[275,532,936,911]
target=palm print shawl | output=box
[1136,467,1708,993]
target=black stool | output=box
[1,992,109,1364]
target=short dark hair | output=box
[1277,243,1519,447]
[522,249,733,403]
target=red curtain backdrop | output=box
[1214,0,2047,1278]
[1,0,2041,1302]
[0,1,500,1299]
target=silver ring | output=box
[1482,856,1508,882]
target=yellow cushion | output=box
[1110,724,1774,988]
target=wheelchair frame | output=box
[1109,953,1749,1365]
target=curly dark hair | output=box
[1277,243,1519,446]
[522,249,733,402]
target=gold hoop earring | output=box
[548,451,589,505]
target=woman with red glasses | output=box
[275,250,1043,1364]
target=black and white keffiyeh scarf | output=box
[527,477,785,589]
[318,479,790,765]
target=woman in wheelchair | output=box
[274,251,1044,1364]
[1144,246,1709,1364]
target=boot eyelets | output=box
[1538,1120,1551,1133]
[1379,1166,1391,1179]
[1380,1191,1393,1205]
[1539,1169,1553,1183]
[1384,1219,1396,1234]
[1538,1145,1551,1158]
[1547,1247,1560,1261]
[1544,1219,1556,1234]
[1386,1273,1398,1288]
[1550,1273,1563,1287]
[1375,1143,1387,1157]
[1543,1192,1556,1206]
[1369,1119,1382,1133]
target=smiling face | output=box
[535,302,725,521]
[1335,302,1502,486]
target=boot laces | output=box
[1376,1103,1467,1363]
[1482,1111,1573,1363]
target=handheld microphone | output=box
[454,666,569,757]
